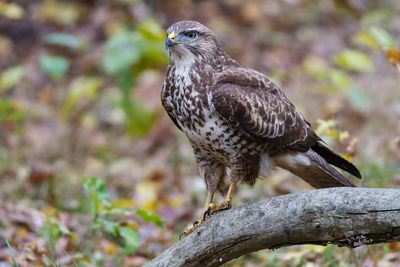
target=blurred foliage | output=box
[102,19,167,75]
[39,54,70,81]
[37,216,75,261]
[0,98,25,130]
[61,77,103,121]
[332,49,374,72]
[4,239,18,267]
[44,33,83,49]
[0,65,24,91]
[386,48,400,71]
[369,26,397,49]
[102,18,167,136]
[82,176,163,256]
[0,1,24,19]
[0,0,399,266]
[359,158,398,187]
[35,0,82,25]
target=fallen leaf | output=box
[385,48,400,72]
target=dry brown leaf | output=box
[385,48,400,72]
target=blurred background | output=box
[0,0,399,266]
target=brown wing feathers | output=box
[212,68,362,185]
[212,78,317,152]
[312,140,362,179]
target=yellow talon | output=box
[180,182,237,239]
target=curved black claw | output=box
[179,230,187,240]
[193,220,199,227]
[203,206,211,220]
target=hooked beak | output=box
[165,32,176,49]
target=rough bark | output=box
[145,188,400,267]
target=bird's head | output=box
[165,21,222,65]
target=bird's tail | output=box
[273,149,358,188]
[311,140,362,179]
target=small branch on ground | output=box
[145,188,400,267]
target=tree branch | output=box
[145,188,400,267]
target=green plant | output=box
[39,54,70,81]
[5,239,19,267]
[0,65,24,91]
[37,216,76,261]
[303,20,398,112]
[82,176,164,255]
[102,18,168,137]
[0,98,25,132]
[44,33,83,49]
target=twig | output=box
[63,249,79,267]
[43,254,57,267]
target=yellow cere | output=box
[168,32,176,40]
[168,31,188,44]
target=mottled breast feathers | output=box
[211,67,318,153]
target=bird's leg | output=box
[179,191,214,240]
[202,191,214,214]
[204,182,236,219]
[180,159,227,239]
[179,183,236,239]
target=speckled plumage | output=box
[161,21,362,199]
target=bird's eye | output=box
[185,31,197,39]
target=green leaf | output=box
[119,227,140,255]
[369,26,397,49]
[360,9,396,26]
[352,31,380,50]
[346,88,371,111]
[122,99,155,137]
[116,0,137,4]
[140,45,169,67]
[36,0,81,25]
[99,219,121,236]
[37,217,63,260]
[82,176,111,217]
[329,69,352,91]
[358,157,399,187]
[137,18,165,42]
[102,19,167,76]
[322,245,334,262]
[315,119,337,135]
[117,69,135,94]
[61,76,103,121]
[102,31,141,75]
[331,49,374,72]
[39,54,69,80]
[0,65,24,91]
[0,98,25,125]
[44,33,82,49]
[302,56,329,80]
[136,209,165,228]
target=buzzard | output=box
[161,21,362,238]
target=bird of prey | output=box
[161,21,362,238]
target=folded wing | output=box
[211,67,361,187]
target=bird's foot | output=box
[179,188,234,240]
[179,201,231,240]
[203,200,232,220]
[179,219,203,240]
